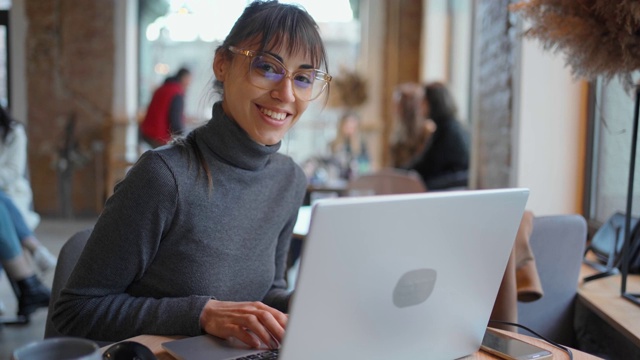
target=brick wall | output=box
[25,0,115,217]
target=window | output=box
[586,76,640,225]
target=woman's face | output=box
[214,43,314,145]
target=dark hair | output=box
[0,106,16,142]
[424,82,458,126]
[165,67,191,84]
[175,67,191,80]
[214,0,329,91]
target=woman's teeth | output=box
[260,108,286,120]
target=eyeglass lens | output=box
[249,54,326,100]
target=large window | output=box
[586,76,640,224]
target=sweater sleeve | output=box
[262,166,306,312]
[52,151,211,342]
[262,209,296,312]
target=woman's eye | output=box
[254,58,282,74]
[294,72,314,85]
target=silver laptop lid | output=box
[279,188,529,360]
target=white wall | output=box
[515,37,588,216]
[112,0,139,162]
[112,0,138,122]
[9,0,26,123]
[358,0,385,170]
[421,0,471,123]
[421,0,448,83]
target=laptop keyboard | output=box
[233,349,279,359]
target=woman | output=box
[329,112,369,179]
[389,82,436,168]
[406,82,470,190]
[0,106,57,272]
[53,0,331,348]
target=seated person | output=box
[0,201,50,319]
[328,112,369,180]
[0,191,56,272]
[52,1,331,349]
[389,82,436,169]
[0,104,57,271]
[403,82,470,190]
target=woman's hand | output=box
[200,300,288,349]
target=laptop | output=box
[163,188,529,360]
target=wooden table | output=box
[578,263,640,348]
[102,328,601,359]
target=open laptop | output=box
[163,188,529,360]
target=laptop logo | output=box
[393,268,437,308]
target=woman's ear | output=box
[213,51,228,83]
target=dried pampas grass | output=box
[510,0,640,88]
[331,68,368,108]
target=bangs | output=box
[221,1,328,72]
[258,13,325,70]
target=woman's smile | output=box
[257,104,291,125]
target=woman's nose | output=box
[271,76,297,103]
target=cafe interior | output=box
[0,0,639,359]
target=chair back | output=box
[44,228,92,339]
[346,168,427,195]
[517,214,587,346]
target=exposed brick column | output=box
[25,0,115,217]
[471,0,519,189]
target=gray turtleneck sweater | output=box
[53,102,307,342]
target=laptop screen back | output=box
[279,188,529,360]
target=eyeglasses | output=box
[228,46,332,101]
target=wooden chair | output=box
[345,168,427,195]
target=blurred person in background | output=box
[405,82,470,190]
[140,67,193,148]
[389,82,436,169]
[0,201,51,320]
[328,111,369,180]
[0,105,57,273]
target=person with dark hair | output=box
[53,0,331,347]
[139,66,193,148]
[389,82,436,168]
[0,106,57,272]
[405,82,470,190]
[0,105,52,320]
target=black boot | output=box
[16,275,51,317]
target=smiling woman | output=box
[53,0,332,350]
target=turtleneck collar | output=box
[194,102,281,171]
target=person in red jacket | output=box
[140,67,192,148]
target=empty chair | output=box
[516,214,587,347]
[346,168,427,195]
